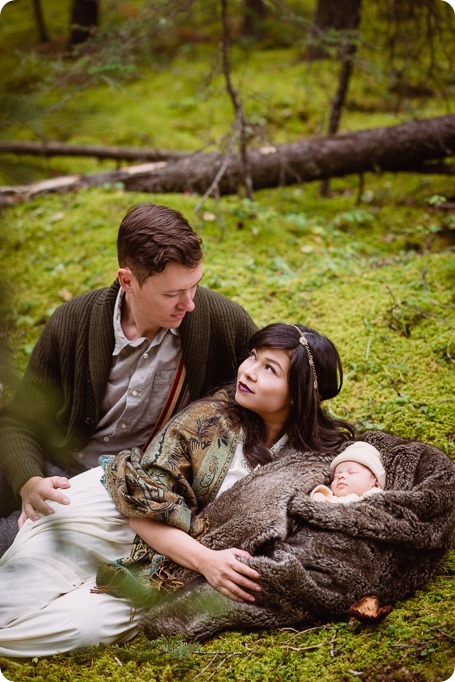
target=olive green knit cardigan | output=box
[0,281,256,497]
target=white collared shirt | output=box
[75,288,185,468]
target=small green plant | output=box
[426,194,447,207]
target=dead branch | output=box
[0,141,192,162]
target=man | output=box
[0,202,257,553]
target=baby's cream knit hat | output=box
[330,441,386,488]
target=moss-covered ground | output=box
[1,175,454,681]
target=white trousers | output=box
[0,466,141,658]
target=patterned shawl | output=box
[97,391,243,597]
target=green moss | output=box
[1,178,454,681]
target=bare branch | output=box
[220,0,254,200]
[0,141,192,163]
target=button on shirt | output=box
[76,289,186,469]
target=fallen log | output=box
[0,140,191,162]
[0,115,453,204]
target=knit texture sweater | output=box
[0,282,256,497]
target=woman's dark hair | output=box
[117,203,203,285]
[226,323,355,468]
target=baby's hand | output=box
[311,491,328,502]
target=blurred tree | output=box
[241,0,267,39]
[381,0,454,110]
[32,0,49,44]
[69,0,99,49]
[306,0,361,61]
[318,0,362,195]
[1,0,453,195]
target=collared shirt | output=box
[75,289,185,468]
[216,434,289,498]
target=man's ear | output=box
[117,267,133,292]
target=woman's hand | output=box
[195,546,261,603]
[128,517,261,603]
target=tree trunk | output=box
[69,0,99,49]
[242,0,267,38]
[1,116,453,204]
[307,0,362,61]
[32,0,49,43]
[320,4,360,196]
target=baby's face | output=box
[331,461,378,497]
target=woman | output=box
[0,323,354,657]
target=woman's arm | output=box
[129,517,261,603]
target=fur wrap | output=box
[141,430,455,641]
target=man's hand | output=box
[18,475,71,527]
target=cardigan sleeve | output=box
[0,314,65,495]
[0,285,116,497]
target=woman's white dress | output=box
[0,437,288,657]
[0,467,138,657]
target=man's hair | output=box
[117,203,203,285]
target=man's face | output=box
[118,261,203,335]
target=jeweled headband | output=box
[290,324,319,392]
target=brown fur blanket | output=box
[141,430,455,641]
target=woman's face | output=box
[235,346,292,424]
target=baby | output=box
[310,441,386,503]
